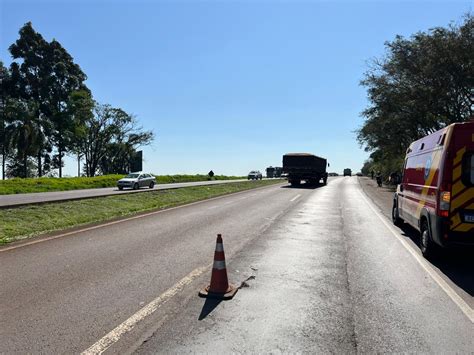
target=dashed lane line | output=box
[290,194,301,202]
[81,265,209,355]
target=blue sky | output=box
[1,0,472,176]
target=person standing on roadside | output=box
[376,171,382,187]
[371,170,375,180]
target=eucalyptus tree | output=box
[68,90,94,176]
[8,22,52,177]
[8,22,89,177]
[0,61,10,179]
[46,39,88,177]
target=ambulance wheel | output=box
[392,200,403,227]
[420,220,436,259]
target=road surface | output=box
[0,179,250,208]
[1,177,472,354]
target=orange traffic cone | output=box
[199,234,238,300]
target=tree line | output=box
[0,22,154,179]
[357,13,473,177]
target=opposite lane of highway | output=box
[0,178,253,208]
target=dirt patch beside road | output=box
[357,176,395,220]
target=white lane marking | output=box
[290,194,301,202]
[357,189,474,323]
[1,183,281,253]
[81,266,208,355]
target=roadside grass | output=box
[0,174,244,195]
[0,179,283,245]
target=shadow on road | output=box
[398,223,474,297]
[280,182,326,190]
[198,298,223,320]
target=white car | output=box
[247,170,263,180]
[117,172,156,190]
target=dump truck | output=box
[282,153,328,186]
[266,166,275,178]
[274,167,283,177]
[266,166,283,178]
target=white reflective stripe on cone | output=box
[213,260,226,270]
[215,243,224,252]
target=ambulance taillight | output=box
[438,182,451,217]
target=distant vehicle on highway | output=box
[266,166,275,178]
[282,153,328,186]
[248,170,263,180]
[343,168,352,176]
[117,172,156,190]
[328,172,339,176]
[356,172,363,177]
[392,121,474,258]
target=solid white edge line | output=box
[357,189,474,323]
[290,194,301,202]
[81,266,209,355]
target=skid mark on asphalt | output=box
[357,189,474,323]
[81,265,210,355]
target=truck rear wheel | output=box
[290,180,300,187]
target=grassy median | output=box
[0,179,283,245]
[0,174,244,195]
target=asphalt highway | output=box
[1,177,472,354]
[0,178,249,208]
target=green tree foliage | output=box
[79,103,154,177]
[8,23,53,177]
[5,99,41,178]
[68,90,94,176]
[0,61,11,179]
[100,124,154,175]
[3,22,154,179]
[1,61,42,178]
[358,14,474,176]
[9,23,89,177]
[46,39,89,177]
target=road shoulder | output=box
[357,176,395,220]
[357,176,474,311]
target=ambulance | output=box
[392,121,474,257]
